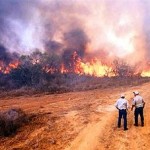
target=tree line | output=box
[0,50,143,92]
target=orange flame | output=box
[0,52,150,78]
[43,66,58,73]
[141,71,150,77]
[60,51,114,77]
[0,60,19,74]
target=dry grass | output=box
[0,75,150,98]
[0,108,28,136]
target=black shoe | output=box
[118,126,121,128]
[124,128,128,131]
[134,124,138,126]
[141,124,144,127]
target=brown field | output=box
[0,82,150,150]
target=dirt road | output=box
[0,82,150,150]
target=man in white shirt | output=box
[131,91,145,126]
[115,94,129,131]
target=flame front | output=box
[60,52,114,77]
[0,51,150,78]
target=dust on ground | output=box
[0,82,150,150]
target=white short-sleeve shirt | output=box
[115,98,129,110]
[132,95,144,108]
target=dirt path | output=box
[65,106,150,150]
[65,110,114,150]
[65,83,150,150]
[100,106,150,150]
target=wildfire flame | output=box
[0,51,150,77]
[60,51,114,77]
[0,61,19,74]
[141,71,150,77]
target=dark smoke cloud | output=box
[41,0,89,56]
[0,45,12,64]
[62,28,89,70]
[63,28,89,57]
[45,41,63,53]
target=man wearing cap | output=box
[131,91,145,126]
[115,94,129,131]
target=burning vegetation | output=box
[0,0,150,94]
[0,60,19,74]
[0,46,150,95]
[0,48,150,78]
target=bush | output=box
[0,108,27,136]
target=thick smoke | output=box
[0,0,43,54]
[0,45,19,65]
[45,41,63,54]
[140,0,150,61]
[0,0,150,66]
[63,28,89,56]
[0,45,12,64]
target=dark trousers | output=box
[118,109,127,129]
[134,107,144,126]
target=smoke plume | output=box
[0,0,150,67]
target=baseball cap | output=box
[133,91,139,95]
[120,93,125,98]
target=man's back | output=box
[115,98,129,110]
[133,95,144,108]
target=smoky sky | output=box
[139,0,150,60]
[0,0,41,52]
[0,0,150,64]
